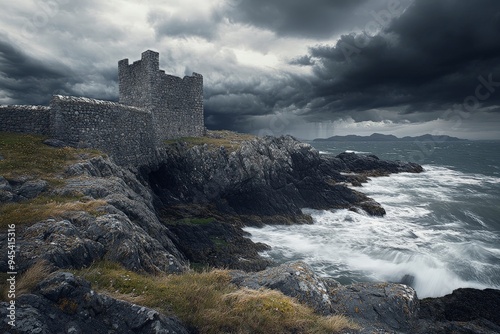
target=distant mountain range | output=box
[313,133,468,142]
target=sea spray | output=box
[245,165,500,298]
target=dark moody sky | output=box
[1,0,500,139]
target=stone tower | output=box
[118,50,204,143]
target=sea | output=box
[244,140,500,298]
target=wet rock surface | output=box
[330,282,419,333]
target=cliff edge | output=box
[1,131,498,334]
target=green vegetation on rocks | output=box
[0,195,106,229]
[165,130,255,153]
[0,132,106,228]
[74,261,359,334]
[0,132,101,179]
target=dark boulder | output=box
[329,282,419,332]
[420,288,500,324]
[416,288,500,333]
[16,179,49,200]
[231,261,334,315]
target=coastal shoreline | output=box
[1,131,498,333]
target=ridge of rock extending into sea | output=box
[1,134,498,333]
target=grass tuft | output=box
[0,195,106,229]
[165,130,255,153]
[0,132,101,179]
[0,260,52,300]
[17,260,52,296]
[74,261,359,334]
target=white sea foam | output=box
[244,165,500,298]
[345,150,371,154]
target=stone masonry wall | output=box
[0,105,53,135]
[50,95,157,166]
[155,72,204,140]
[118,51,158,110]
[118,50,204,143]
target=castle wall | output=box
[119,50,204,143]
[154,72,204,140]
[0,50,204,167]
[0,105,52,135]
[50,96,156,166]
[118,50,159,109]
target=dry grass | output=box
[0,195,107,229]
[204,288,359,334]
[0,260,52,300]
[75,261,359,334]
[0,132,101,179]
[17,260,52,296]
[0,133,108,228]
[165,130,256,153]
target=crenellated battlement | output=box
[118,50,204,143]
[0,50,205,167]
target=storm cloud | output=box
[300,0,500,118]
[0,36,79,104]
[0,0,499,139]
[222,0,369,38]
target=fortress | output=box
[0,50,205,166]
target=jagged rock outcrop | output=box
[331,152,424,175]
[140,135,422,270]
[0,134,424,275]
[0,156,187,274]
[0,272,189,334]
[231,261,334,315]
[165,219,272,271]
[231,261,419,333]
[150,135,422,223]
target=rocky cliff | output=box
[146,134,422,270]
[1,131,498,334]
[150,135,423,221]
